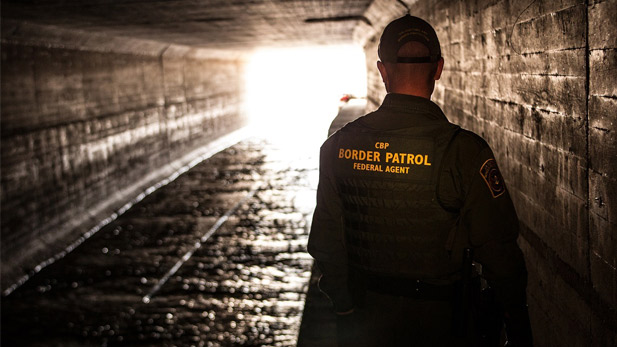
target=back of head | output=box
[377,15,443,97]
[385,41,439,91]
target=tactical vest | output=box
[331,121,461,280]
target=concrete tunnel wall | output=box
[1,24,248,289]
[0,0,616,345]
[356,0,616,345]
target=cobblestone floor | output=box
[2,135,327,347]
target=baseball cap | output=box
[378,15,441,64]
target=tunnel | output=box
[1,0,616,346]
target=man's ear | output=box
[377,61,390,92]
[433,57,444,81]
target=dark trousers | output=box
[336,290,470,347]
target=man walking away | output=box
[308,14,533,347]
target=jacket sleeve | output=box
[459,146,533,346]
[307,143,354,313]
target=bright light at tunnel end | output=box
[245,45,367,143]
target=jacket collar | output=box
[357,93,449,130]
[379,93,448,121]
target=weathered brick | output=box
[503,73,585,116]
[499,133,588,268]
[589,160,616,224]
[512,3,586,53]
[589,0,617,50]
[590,49,617,97]
[589,98,617,224]
[501,0,582,29]
[499,49,586,76]
[392,0,617,340]
[502,122,587,197]
[589,94,617,132]
[445,66,587,119]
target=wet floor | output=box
[2,134,332,347]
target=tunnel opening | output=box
[245,44,367,145]
[1,0,615,345]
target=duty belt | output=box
[364,274,454,301]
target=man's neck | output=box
[387,82,434,99]
[388,89,432,100]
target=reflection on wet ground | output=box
[2,136,323,346]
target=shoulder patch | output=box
[479,159,506,198]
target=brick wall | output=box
[357,0,616,345]
[1,25,248,290]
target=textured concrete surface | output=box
[359,0,616,345]
[1,0,374,50]
[1,0,616,345]
[1,40,248,288]
[0,0,374,293]
[2,136,323,346]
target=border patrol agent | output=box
[308,15,533,346]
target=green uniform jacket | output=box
[308,93,531,343]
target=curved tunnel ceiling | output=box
[1,0,375,50]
